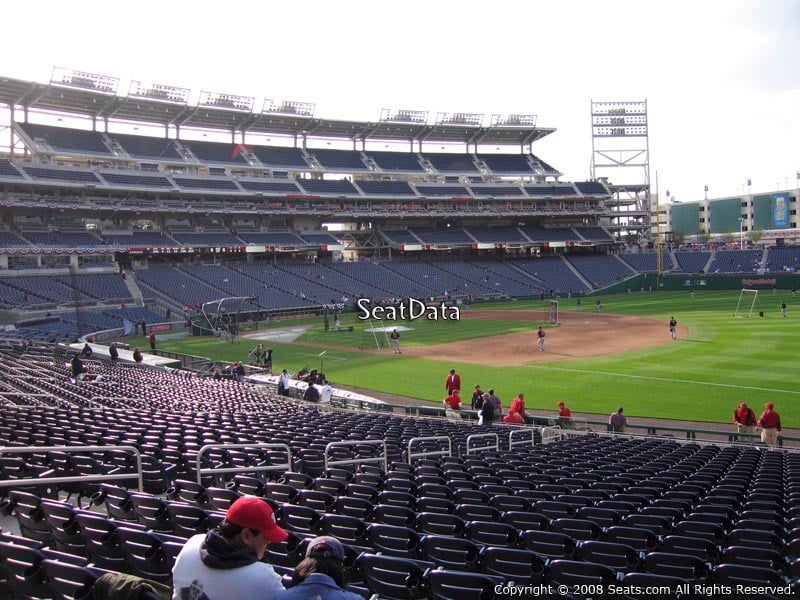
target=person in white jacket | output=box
[172,496,289,600]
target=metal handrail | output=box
[466,433,499,454]
[407,436,452,463]
[0,444,143,491]
[323,440,387,473]
[195,443,292,485]
[509,427,537,449]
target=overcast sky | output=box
[3,0,799,202]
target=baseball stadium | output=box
[0,69,798,598]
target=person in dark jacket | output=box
[275,536,362,600]
[109,343,119,363]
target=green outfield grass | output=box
[143,289,800,428]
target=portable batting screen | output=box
[733,288,761,319]
[549,300,560,325]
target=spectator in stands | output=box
[264,348,273,374]
[275,536,361,600]
[557,401,573,428]
[486,389,502,413]
[278,369,291,396]
[479,393,495,427]
[171,496,287,600]
[108,343,119,363]
[234,361,245,383]
[320,380,333,404]
[733,401,757,435]
[443,389,461,410]
[471,385,485,410]
[70,354,85,379]
[132,347,143,363]
[149,332,157,351]
[303,382,320,403]
[445,369,461,395]
[608,407,627,433]
[757,402,782,447]
[510,393,526,419]
[212,367,223,381]
[503,410,524,424]
[81,342,93,358]
[140,320,147,336]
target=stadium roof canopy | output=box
[0,75,554,147]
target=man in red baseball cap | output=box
[172,496,288,600]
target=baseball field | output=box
[143,289,800,428]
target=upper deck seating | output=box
[524,185,579,197]
[182,140,248,165]
[476,154,535,174]
[100,172,174,189]
[238,179,300,194]
[575,181,609,195]
[22,166,101,184]
[465,227,528,243]
[468,184,525,197]
[296,179,359,195]
[575,227,614,242]
[381,230,423,246]
[102,232,178,247]
[423,153,479,173]
[301,233,340,245]
[369,151,425,172]
[520,226,581,243]
[169,232,243,246]
[354,181,416,196]
[307,148,368,171]
[0,231,31,247]
[410,228,473,245]
[108,132,184,160]
[237,232,307,245]
[17,123,111,156]
[172,177,240,192]
[414,185,470,197]
[251,146,309,169]
[25,232,103,247]
[0,158,24,178]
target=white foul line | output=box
[524,364,800,395]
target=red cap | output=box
[226,496,288,543]
[765,402,774,409]
[557,401,565,407]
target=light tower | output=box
[590,100,651,243]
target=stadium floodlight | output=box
[198,90,254,112]
[262,99,315,117]
[128,80,190,104]
[51,67,119,94]
[490,114,538,127]
[435,112,483,127]
[591,100,648,137]
[380,108,428,124]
